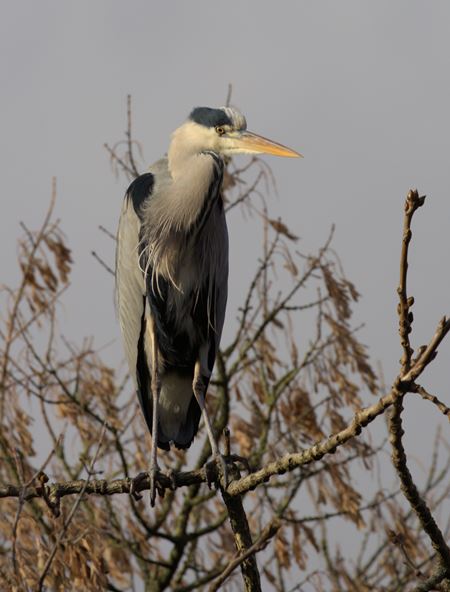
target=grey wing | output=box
[115,195,146,389]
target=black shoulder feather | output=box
[126,173,154,221]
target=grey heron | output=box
[116,106,301,505]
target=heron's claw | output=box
[130,467,164,506]
[205,453,251,490]
[205,461,216,489]
[129,472,148,501]
[205,453,228,489]
[225,453,252,475]
[149,471,154,506]
[149,465,160,507]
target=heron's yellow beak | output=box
[232,130,302,158]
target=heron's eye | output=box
[215,126,225,136]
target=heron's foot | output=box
[205,453,252,490]
[205,460,216,489]
[129,472,148,501]
[205,453,228,489]
[225,453,252,475]
[130,468,164,505]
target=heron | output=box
[116,106,301,505]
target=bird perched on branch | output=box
[116,106,301,505]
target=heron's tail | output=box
[137,370,201,451]
[158,372,200,449]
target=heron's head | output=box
[170,106,302,160]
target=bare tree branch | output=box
[389,189,450,589]
[208,518,280,592]
[219,480,262,591]
[415,386,450,421]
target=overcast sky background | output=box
[2,0,450,543]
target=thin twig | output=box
[225,83,233,107]
[104,142,135,177]
[12,436,62,587]
[37,424,107,591]
[98,224,117,241]
[126,94,140,178]
[91,251,115,276]
[415,386,450,421]
[0,180,57,405]
[397,189,424,373]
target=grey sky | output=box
[2,1,449,473]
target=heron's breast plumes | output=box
[140,151,222,292]
[137,151,227,357]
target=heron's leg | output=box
[149,319,161,507]
[192,361,228,488]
